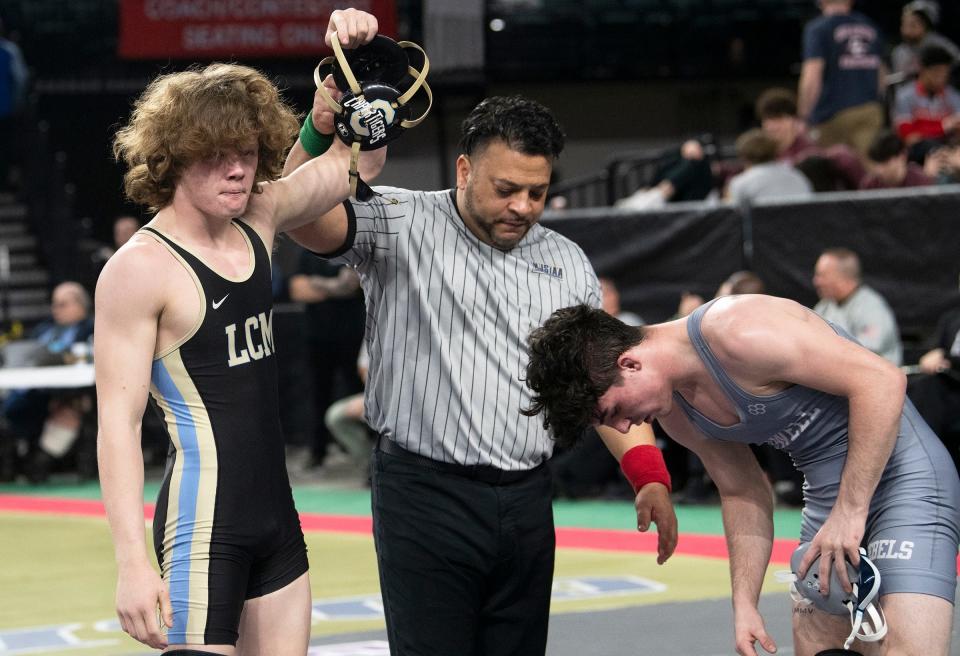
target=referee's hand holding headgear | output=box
[312,8,432,201]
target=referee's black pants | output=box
[371,442,555,656]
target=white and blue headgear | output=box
[313,33,431,201]
[789,542,887,650]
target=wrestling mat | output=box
[1,483,957,655]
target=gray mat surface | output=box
[308,588,960,655]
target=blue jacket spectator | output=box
[798,0,886,157]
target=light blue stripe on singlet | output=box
[151,359,201,644]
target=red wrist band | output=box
[620,444,672,493]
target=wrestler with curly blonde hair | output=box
[96,9,384,656]
[114,62,299,211]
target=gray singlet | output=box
[674,300,960,602]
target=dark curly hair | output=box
[522,305,644,448]
[459,95,565,159]
[113,63,299,211]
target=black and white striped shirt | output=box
[331,187,601,470]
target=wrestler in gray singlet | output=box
[675,300,960,603]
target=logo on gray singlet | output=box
[765,407,822,449]
[868,539,914,560]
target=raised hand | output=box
[325,8,379,49]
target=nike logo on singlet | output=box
[212,294,229,309]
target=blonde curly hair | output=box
[113,63,300,210]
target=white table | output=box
[0,363,96,390]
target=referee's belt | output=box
[376,435,545,485]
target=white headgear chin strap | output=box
[313,31,432,201]
[782,546,888,650]
[843,551,887,650]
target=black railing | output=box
[549,136,737,209]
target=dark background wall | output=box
[543,186,960,352]
[5,0,958,243]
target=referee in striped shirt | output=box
[284,45,677,655]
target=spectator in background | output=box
[754,87,864,189]
[907,306,960,472]
[860,129,934,189]
[84,215,143,295]
[716,270,765,297]
[600,276,643,326]
[923,142,960,183]
[674,270,768,321]
[798,0,886,157]
[725,129,812,204]
[0,17,27,192]
[0,281,94,482]
[615,139,713,210]
[893,44,960,163]
[891,0,958,78]
[791,155,846,192]
[323,342,371,479]
[813,247,902,365]
[287,251,365,470]
[94,215,141,260]
[111,215,140,250]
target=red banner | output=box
[119,0,397,59]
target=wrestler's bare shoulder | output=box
[699,294,828,364]
[96,232,188,312]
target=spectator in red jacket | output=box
[893,43,960,163]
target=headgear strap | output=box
[313,32,432,201]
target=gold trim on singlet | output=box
[235,218,274,266]
[144,220,256,282]
[149,348,218,641]
[139,229,207,360]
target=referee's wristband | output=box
[299,113,334,157]
[620,444,671,494]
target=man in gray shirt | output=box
[283,77,677,652]
[726,129,812,205]
[812,247,902,365]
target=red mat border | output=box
[0,493,790,563]
[5,494,958,570]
